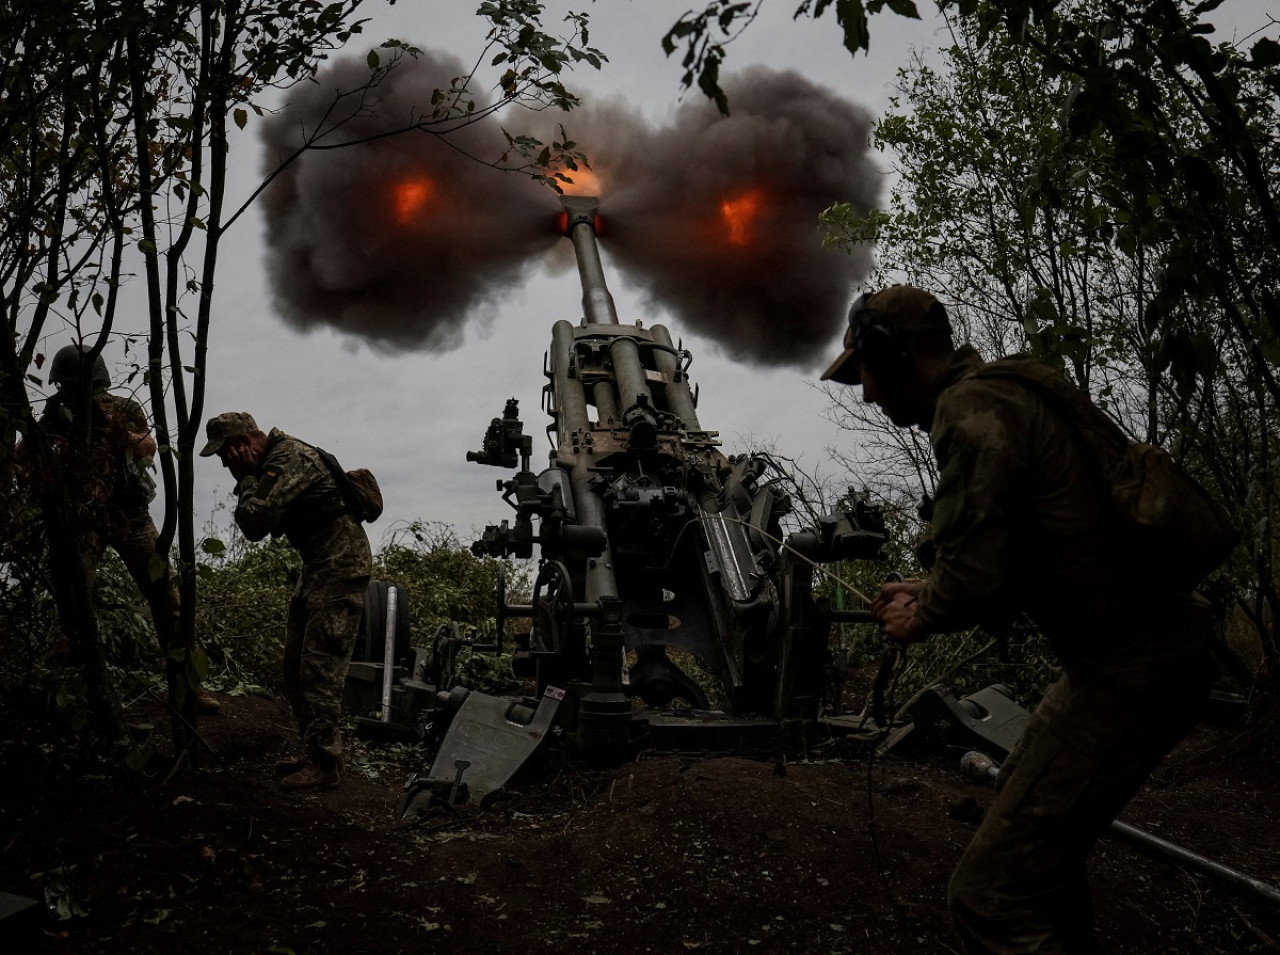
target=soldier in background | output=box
[821,286,1213,953]
[37,344,220,715]
[201,411,371,792]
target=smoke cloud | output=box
[260,51,553,351]
[263,55,879,367]
[577,68,879,367]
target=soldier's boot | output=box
[196,689,222,716]
[280,758,341,793]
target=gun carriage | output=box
[347,195,889,811]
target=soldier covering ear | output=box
[204,411,372,792]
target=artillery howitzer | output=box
[347,195,890,813]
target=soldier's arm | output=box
[234,444,324,542]
[913,380,1030,635]
[128,432,157,460]
[103,396,156,461]
[115,395,150,434]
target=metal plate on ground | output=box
[425,686,564,806]
[642,710,788,752]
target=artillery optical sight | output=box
[466,397,529,469]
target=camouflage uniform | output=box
[233,428,372,769]
[41,392,178,650]
[916,346,1212,954]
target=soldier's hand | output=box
[127,431,157,461]
[872,581,927,645]
[223,441,258,481]
[870,579,924,616]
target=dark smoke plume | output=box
[576,68,879,368]
[263,55,878,367]
[260,51,553,351]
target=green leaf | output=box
[835,0,870,55]
[148,554,168,583]
[1250,37,1280,68]
[233,108,247,130]
[883,0,920,18]
[697,50,728,115]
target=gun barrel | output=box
[561,195,618,325]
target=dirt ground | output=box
[3,681,1280,955]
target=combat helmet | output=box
[49,344,110,393]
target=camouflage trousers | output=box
[81,514,179,648]
[283,576,369,768]
[947,664,1210,954]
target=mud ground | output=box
[2,685,1280,954]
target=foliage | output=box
[661,1,764,113]
[451,648,524,696]
[32,864,89,922]
[192,519,531,692]
[822,4,1279,684]
[0,486,55,703]
[376,521,532,641]
[664,0,925,113]
[0,0,389,744]
[0,510,529,725]
[194,534,298,694]
[665,0,922,113]
[0,544,169,730]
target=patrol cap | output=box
[200,411,259,457]
[820,285,952,385]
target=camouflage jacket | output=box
[39,391,157,522]
[914,346,1208,681]
[234,428,372,592]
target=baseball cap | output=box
[820,285,951,384]
[200,411,259,456]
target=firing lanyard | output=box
[870,640,907,729]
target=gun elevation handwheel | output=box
[532,560,574,655]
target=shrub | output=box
[193,518,532,693]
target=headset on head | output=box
[848,292,913,381]
[847,291,953,382]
